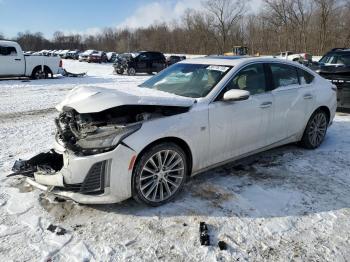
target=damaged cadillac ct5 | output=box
[11,57,337,206]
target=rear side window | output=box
[0,46,17,56]
[270,63,299,88]
[298,68,314,84]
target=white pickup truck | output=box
[0,40,62,79]
[275,51,313,63]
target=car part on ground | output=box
[199,222,210,246]
[60,68,86,77]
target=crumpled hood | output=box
[56,85,195,113]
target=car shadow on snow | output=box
[89,136,350,219]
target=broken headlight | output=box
[76,123,141,153]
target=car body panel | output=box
[56,85,195,113]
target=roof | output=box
[179,56,304,67]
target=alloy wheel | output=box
[308,112,327,147]
[35,70,46,79]
[139,150,185,202]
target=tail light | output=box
[59,60,63,68]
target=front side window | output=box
[270,63,299,88]
[0,46,17,56]
[139,63,231,98]
[225,63,266,95]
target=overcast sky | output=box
[0,0,263,38]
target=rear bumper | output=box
[28,144,137,204]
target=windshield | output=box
[139,63,232,98]
[320,53,350,66]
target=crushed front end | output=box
[10,107,147,204]
[10,104,188,204]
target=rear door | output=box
[136,53,149,72]
[0,45,24,76]
[152,53,166,72]
[268,63,315,143]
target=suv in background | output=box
[313,48,350,109]
[166,55,186,66]
[113,51,166,75]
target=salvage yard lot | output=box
[0,60,350,261]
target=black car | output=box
[312,48,350,109]
[113,51,166,75]
[166,55,186,66]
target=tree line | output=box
[2,0,350,56]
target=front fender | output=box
[122,108,209,172]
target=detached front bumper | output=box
[16,144,137,204]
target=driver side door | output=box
[207,63,274,166]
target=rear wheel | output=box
[133,142,188,206]
[300,110,328,149]
[127,67,136,76]
[31,67,48,80]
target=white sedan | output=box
[13,57,337,206]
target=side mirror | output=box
[223,89,250,102]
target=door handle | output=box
[14,58,21,61]
[260,101,272,108]
[303,94,313,100]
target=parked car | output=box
[113,51,166,75]
[13,56,336,206]
[58,50,70,58]
[0,40,62,79]
[87,51,107,63]
[311,48,350,109]
[106,52,117,62]
[65,50,81,60]
[166,55,186,66]
[275,51,312,64]
[79,50,97,62]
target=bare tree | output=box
[204,0,247,53]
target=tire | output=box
[31,67,48,80]
[132,142,188,206]
[127,67,136,76]
[299,110,328,149]
[116,69,124,75]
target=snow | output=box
[1,60,350,261]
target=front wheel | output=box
[133,142,188,206]
[116,68,124,75]
[299,110,328,149]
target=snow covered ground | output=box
[0,60,350,261]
